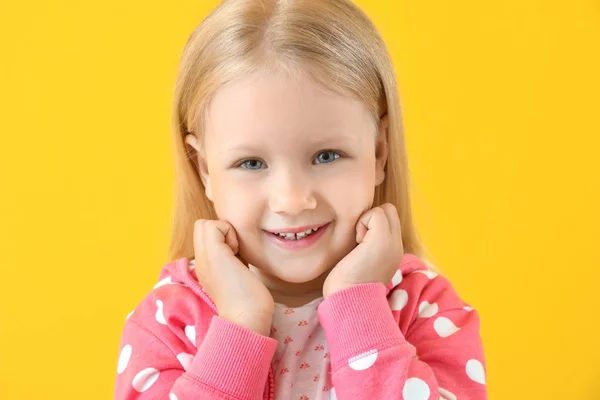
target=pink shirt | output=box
[114,253,487,399]
[270,296,332,398]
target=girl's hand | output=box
[322,203,405,297]
[193,219,275,336]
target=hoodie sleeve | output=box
[317,274,487,400]
[114,284,278,399]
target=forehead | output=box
[204,71,374,148]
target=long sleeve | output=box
[114,283,278,399]
[317,275,487,400]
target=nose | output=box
[268,170,317,216]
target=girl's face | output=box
[186,70,388,302]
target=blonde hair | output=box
[167,0,439,272]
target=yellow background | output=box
[1,0,598,398]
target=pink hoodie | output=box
[114,253,487,399]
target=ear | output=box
[185,133,213,201]
[375,114,389,186]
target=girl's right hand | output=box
[193,219,275,336]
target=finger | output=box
[221,221,240,255]
[204,220,239,255]
[380,203,402,238]
[355,209,371,243]
[356,207,389,243]
[356,215,368,243]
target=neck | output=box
[248,263,330,308]
[270,287,324,308]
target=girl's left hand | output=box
[322,203,405,298]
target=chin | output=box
[274,265,329,284]
[254,256,333,284]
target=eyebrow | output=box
[221,133,360,154]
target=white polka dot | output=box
[169,394,178,400]
[132,367,160,392]
[126,310,134,320]
[185,325,196,347]
[188,259,195,271]
[330,387,337,399]
[413,270,438,279]
[153,276,173,290]
[434,317,460,338]
[402,377,430,400]
[418,301,438,318]
[391,269,403,287]
[466,359,486,384]
[177,352,194,370]
[439,387,457,400]
[117,344,132,374]
[464,305,473,311]
[389,289,408,311]
[348,349,378,370]
[155,300,167,325]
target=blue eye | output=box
[315,151,340,164]
[239,159,264,170]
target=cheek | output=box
[326,161,376,230]
[333,160,376,209]
[211,175,261,228]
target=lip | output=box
[264,222,331,250]
[265,222,329,234]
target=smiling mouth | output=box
[270,226,322,240]
[264,222,329,239]
[263,222,331,249]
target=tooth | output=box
[274,228,320,240]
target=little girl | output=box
[114,0,487,399]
